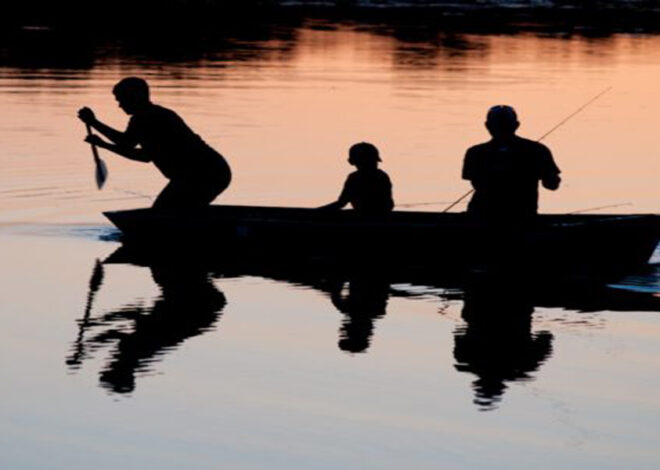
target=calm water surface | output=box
[1,23,660,469]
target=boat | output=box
[104,205,660,276]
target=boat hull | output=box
[104,206,660,276]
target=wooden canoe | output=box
[104,205,660,275]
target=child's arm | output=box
[318,177,351,210]
[318,200,346,210]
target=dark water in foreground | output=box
[1,21,660,469]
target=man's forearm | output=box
[90,120,130,146]
[96,140,150,162]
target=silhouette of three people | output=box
[79,78,560,219]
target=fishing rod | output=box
[568,202,631,214]
[442,86,613,213]
[115,188,153,200]
[397,200,449,208]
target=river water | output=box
[1,21,660,469]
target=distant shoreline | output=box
[4,1,660,35]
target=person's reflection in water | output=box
[329,275,390,354]
[68,260,225,394]
[453,277,553,410]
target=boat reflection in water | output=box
[69,244,660,407]
[66,256,226,394]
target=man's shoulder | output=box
[514,136,551,154]
[465,141,493,157]
[133,103,176,120]
[148,104,179,118]
[132,104,172,120]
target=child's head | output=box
[348,142,380,169]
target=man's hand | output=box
[542,174,561,191]
[85,134,105,147]
[78,107,96,125]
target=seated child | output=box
[319,142,394,214]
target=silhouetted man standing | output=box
[462,105,560,220]
[78,77,231,209]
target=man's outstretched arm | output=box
[78,107,135,147]
[539,146,561,191]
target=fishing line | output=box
[568,202,631,214]
[113,188,154,200]
[397,200,461,208]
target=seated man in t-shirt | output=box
[78,77,231,209]
[319,142,394,215]
[462,105,560,221]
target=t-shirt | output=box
[339,169,394,214]
[462,136,560,216]
[125,104,229,181]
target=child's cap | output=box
[348,142,381,165]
